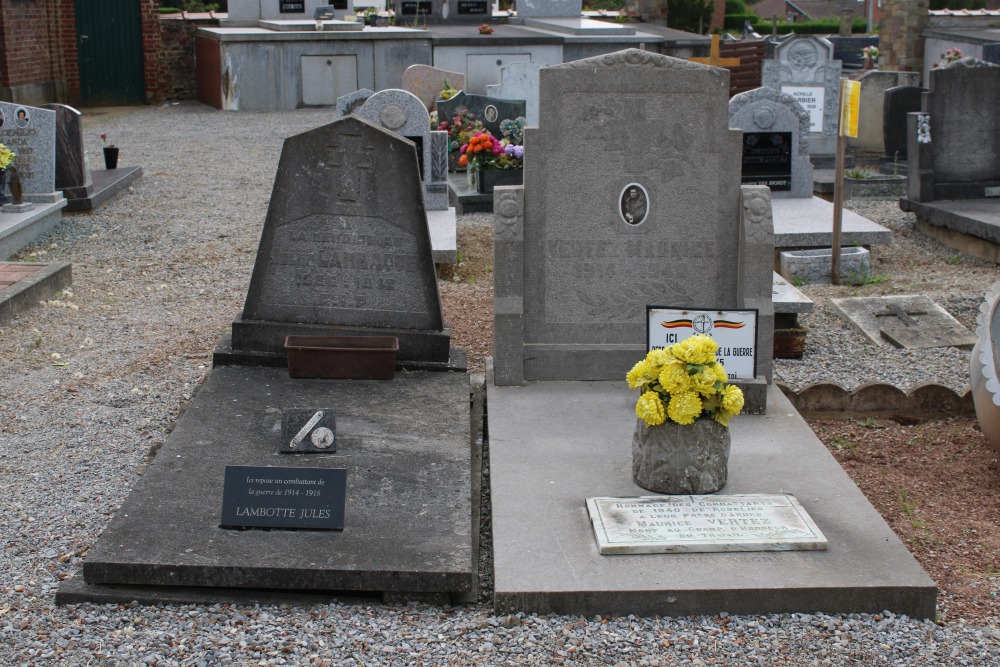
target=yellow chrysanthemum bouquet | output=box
[627,334,745,428]
[0,143,15,171]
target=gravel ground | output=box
[0,103,997,665]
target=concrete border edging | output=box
[779,381,974,420]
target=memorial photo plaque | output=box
[619,183,649,226]
[221,466,347,530]
[587,494,828,554]
[741,132,792,191]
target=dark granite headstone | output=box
[41,103,92,198]
[882,85,923,160]
[400,0,432,15]
[436,91,527,139]
[232,114,450,364]
[457,0,488,14]
[741,132,792,191]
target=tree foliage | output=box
[667,0,714,33]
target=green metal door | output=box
[75,0,146,106]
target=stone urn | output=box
[632,418,730,494]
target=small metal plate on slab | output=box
[281,409,337,453]
[586,494,828,555]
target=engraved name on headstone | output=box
[0,101,57,197]
[586,494,828,554]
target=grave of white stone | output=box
[971,281,1000,453]
[494,49,773,406]
[223,114,456,367]
[762,36,842,159]
[729,87,812,198]
[486,61,543,126]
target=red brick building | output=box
[0,0,165,106]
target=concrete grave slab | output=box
[0,261,72,324]
[830,295,976,350]
[0,198,67,260]
[487,375,936,618]
[772,271,813,314]
[74,366,474,600]
[771,196,892,248]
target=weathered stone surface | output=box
[847,71,919,155]
[587,494,828,554]
[729,87,812,198]
[830,294,976,349]
[632,418,730,494]
[0,101,57,197]
[402,65,464,112]
[486,61,543,126]
[761,36,842,156]
[335,88,374,117]
[778,246,870,285]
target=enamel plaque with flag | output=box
[646,307,758,380]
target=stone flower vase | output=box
[632,418,730,494]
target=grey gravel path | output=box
[0,103,997,666]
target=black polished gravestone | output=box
[436,91,527,140]
[741,132,792,191]
[882,86,924,160]
[216,114,460,370]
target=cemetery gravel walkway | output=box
[0,103,996,665]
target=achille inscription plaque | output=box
[587,494,827,555]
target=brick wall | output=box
[158,17,201,100]
[0,0,57,89]
[141,0,163,102]
[881,0,929,74]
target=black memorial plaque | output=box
[741,131,792,191]
[280,0,305,12]
[401,0,432,15]
[458,0,489,14]
[221,466,347,530]
[331,0,349,8]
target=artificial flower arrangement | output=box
[436,109,484,153]
[0,143,15,171]
[942,47,963,63]
[438,79,459,101]
[479,23,494,34]
[101,132,115,148]
[861,46,879,62]
[626,334,745,428]
[457,130,524,171]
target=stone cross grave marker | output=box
[402,65,465,112]
[762,35,842,157]
[492,48,775,412]
[354,89,449,212]
[829,295,976,350]
[231,114,450,365]
[729,87,812,198]
[0,102,57,199]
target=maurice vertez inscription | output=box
[587,494,828,555]
[221,465,347,530]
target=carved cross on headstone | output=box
[317,134,375,203]
[689,35,741,69]
[874,303,927,328]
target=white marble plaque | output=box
[587,494,828,555]
[781,86,825,132]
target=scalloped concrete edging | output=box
[778,381,974,420]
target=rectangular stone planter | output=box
[284,336,398,380]
[477,167,523,194]
[778,246,871,285]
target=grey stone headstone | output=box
[354,89,448,211]
[486,61,543,127]
[926,58,1000,187]
[401,65,465,112]
[0,101,57,197]
[761,36,842,156]
[729,87,813,199]
[335,88,374,118]
[40,103,92,197]
[516,0,581,19]
[847,71,919,155]
[883,85,924,160]
[493,49,773,395]
[236,115,448,362]
[436,91,527,139]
